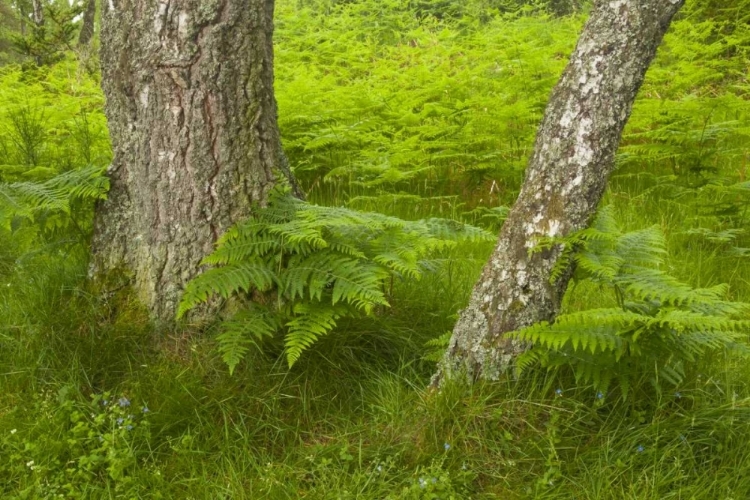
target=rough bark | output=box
[434,0,685,385]
[91,0,297,321]
[77,0,96,46]
[31,0,43,26]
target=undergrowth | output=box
[1,0,750,498]
[178,191,493,371]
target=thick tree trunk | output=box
[434,0,684,385]
[77,0,96,46]
[91,0,295,322]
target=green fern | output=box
[0,165,108,229]
[216,307,279,375]
[515,208,750,397]
[423,331,453,362]
[179,190,493,370]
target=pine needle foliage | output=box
[513,208,750,398]
[178,191,494,372]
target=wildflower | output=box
[444,442,451,451]
[419,477,427,488]
[431,477,437,484]
[98,435,104,442]
[555,388,563,397]
[118,397,131,408]
[142,406,150,414]
[10,429,16,435]
[126,425,134,431]
[679,434,687,443]
[461,463,467,470]
[26,460,34,468]
[102,400,109,406]
[596,391,604,400]
[116,417,124,425]
[636,445,645,453]
[376,465,383,473]
[675,392,682,399]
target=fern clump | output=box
[178,191,493,372]
[513,209,750,397]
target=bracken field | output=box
[1,0,750,498]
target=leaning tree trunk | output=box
[434,0,684,385]
[91,0,296,322]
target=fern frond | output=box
[217,308,279,374]
[284,303,343,367]
[177,261,276,318]
[423,332,452,362]
[0,165,108,226]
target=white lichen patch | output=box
[154,2,168,34]
[139,85,150,108]
[178,11,190,39]
[547,219,562,237]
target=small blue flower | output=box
[555,388,563,397]
[118,397,131,408]
[376,465,383,473]
[102,400,109,406]
[418,477,427,488]
[142,406,150,414]
[116,417,124,425]
[431,477,437,484]
[444,442,451,451]
[126,425,134,431]
[679,434,687,443]
[596,391,604,400]
[675,392,682,399]
[636,445,645,453]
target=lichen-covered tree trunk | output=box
[31,0,43,26]
[91,0,295,321]
[434,0,684,385]
[77,0,96,46]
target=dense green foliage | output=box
[275,2,580,214]
[0,0,749,497]
[179,191,493,371]
[515,209,750,397]
[0,60,110,280]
